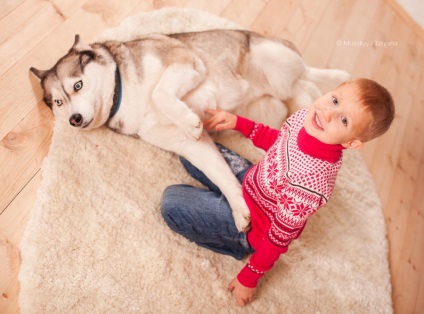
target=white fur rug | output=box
[19,8,393,313]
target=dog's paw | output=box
[230,197,251,232]
[182,112,203,140]
[234,211,251,233]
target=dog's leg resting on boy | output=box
[142,125,251,231]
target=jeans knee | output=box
[161,185,189,231]
[161,186,176,222]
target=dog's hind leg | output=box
[143,126,251,232]
[152,62,207,141]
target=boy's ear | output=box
[342,139,364,150]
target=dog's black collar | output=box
[109,67,122,118]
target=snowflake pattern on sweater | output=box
[243,109,343,248]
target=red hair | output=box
[339,78,395,142]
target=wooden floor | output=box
[1,0,423,313]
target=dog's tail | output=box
[302,66,351,87]
[287,67,350,112]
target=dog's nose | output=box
[70,114,83,127]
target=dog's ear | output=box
[29,67,48,80]
[80,50,96,67]
[73,34,80,47]
[71,34,91,52]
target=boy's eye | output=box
[341,116,348,126]
[54,99,63,106]
[74,80,83,91]
[332,96,338,105]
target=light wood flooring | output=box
[1,0,423,313]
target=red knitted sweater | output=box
[235,109,344,288]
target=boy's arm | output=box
[205,109,280,151]
[235,116,279,151]
[204,109,237,131]
[228,277,256,307]
[237,240,288,288]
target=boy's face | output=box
[304,83,372,148]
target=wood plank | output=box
[0,0,89,76]
[355,0,411,202]
[0,0,46,45]
[150,0,232,15]
[302,0,356,67]
[0,3,63,76]
[0,0,26,20]
[384,39,424,314]
[368,16,418,204]
[0,171,41,314]
[390,148,424,314]
[0,104,53,214]
[409,143,424,313]
[356,1,400,170]
[0,240,21,314]
[221,0,265,29]
[356,5,424,311]
[324,0,380,72]
[385,0,424,41]
[273,0,332,53]
[250,0,298,37]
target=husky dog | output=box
[30,29,349,231]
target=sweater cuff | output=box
[237,263,264,288]
[235,116,255,138]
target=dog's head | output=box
[30,35,116,130]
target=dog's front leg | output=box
[152,63,205,140]
[180,137,251,232]
[142,127,251,232]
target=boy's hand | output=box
[204,109,237,131]
[228,277,256,307]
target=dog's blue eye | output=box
[54,99,63,106]
[74,80,83,91]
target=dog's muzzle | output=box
[69,113,93,128]
[70,113,83,127]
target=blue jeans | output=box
[161,144,254,260]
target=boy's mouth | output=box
[313,112,323,130]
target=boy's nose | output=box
[322,108,332,122]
